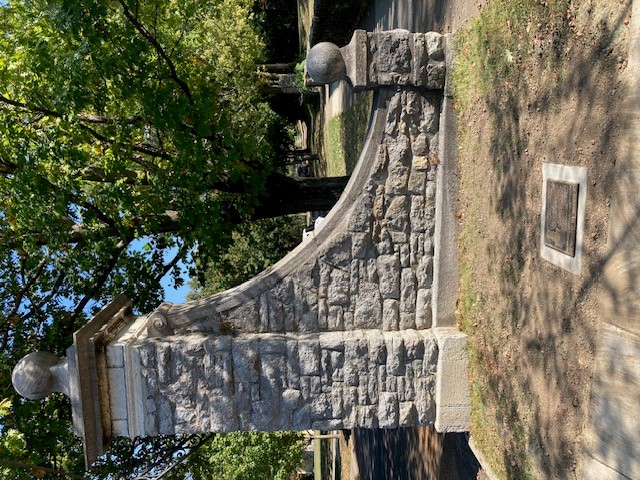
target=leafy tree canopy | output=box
[0,0,306,476]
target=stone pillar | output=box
[13,29,471,467]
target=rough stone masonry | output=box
[13,32,471,460]
[119,82,444,435]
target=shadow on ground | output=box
[353,427,480,480]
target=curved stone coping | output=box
[153,87,392,331]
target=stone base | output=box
[433,327,471,433]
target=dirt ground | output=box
[455,0,632,478]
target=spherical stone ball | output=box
[12,351,60,400]
[307,42,346,84]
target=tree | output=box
[172,431,305,480]
[190,215,306,297]
[0,0,339,476]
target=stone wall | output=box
[120,86,444,435]
[133,328,437,434]
[151,89,440,338]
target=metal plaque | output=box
[544,180,579,256]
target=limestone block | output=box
[385,333,405,375]
[400,268,417,313]
[385,196,410,234]
[252,399,280,431]
[399,402,418,427]
[107,366,128,421]
[367,330,387,364]
[298,339,320,376]
[433,328,471,433]
[415,289,433,329]
[382,299,400,330]
[258,293,269,333]
[327,269,350,306]
[107,344,124,368]
[330,350,345,371]
[209,396,239,432]
[292,404,311,430]
[327,307,345,336]
[378,393,399,428]
[112,419,129,437]
[232,339,260,383]
[402,330,426,360]
[377,254,400,299]
[357,405,378,428]
[286,340,300,389]
[157,397,174,435]
[156,343,171,384]
[353,282,382,329]
[300,376,321,398]
[349,260,360,298]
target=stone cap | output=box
[306,29,447,91]
[68,294,134,468]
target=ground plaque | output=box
[540,163,587,275]
[544,180,579,256]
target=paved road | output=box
[359,0,479,34]
[352,427,482,480]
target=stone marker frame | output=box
[540,163,587,274]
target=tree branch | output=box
[7,254,49,320]
[154,242,188,284]
[118,0,194,104]
[0,94,170,159]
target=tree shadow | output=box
[352,427,480,480]
[461,1,636,477]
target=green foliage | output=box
[190,215,305,297]
[0,0,295,476]
[322,93,373,177]
[176,431,305,480]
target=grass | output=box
[322,93,373,177]
[453,0,571,110]
[453,0,575,477]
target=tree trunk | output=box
[252,172,349,219]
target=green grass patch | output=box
[323,93,373,177]
[453,0,570,110]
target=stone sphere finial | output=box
[306,42,346,84]
[12,352,70,400]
